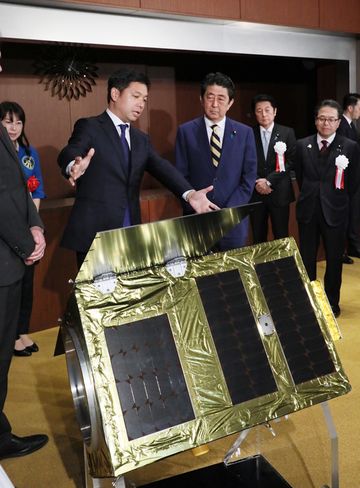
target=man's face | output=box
[349,100,360,121]
[254,101,277,129]
[201,84,234,123]
[315,106,340,138]
[110,81,148,123]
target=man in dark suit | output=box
[0,51,48,460]
[58,68,218,267]
[295,99,360,317]
[336,93,360,263]
[175,72,257,250]
[250,94,296,243]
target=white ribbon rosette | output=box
[274,141,287,172]
[334,154,349,189]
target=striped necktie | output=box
[210,124,222,167]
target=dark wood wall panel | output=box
[241,0,319,29]
[141,0,240,19]
[25,0,360,33]
[320,0,360,33]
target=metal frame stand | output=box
[223,404,338,488]
[0,465,15,488]
[321,401,339,488]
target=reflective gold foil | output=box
[69,227,350,478]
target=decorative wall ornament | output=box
[34,45,98,101]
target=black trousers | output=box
[250,201,290,244]
[347,187,360,250]
[17,264,35,336]
[0,279,22,444]
[298,203,346,307]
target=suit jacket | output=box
[337,116,359,143]
[295,133,360,226]
[58,111,193,253]
[175,116,257,248]
[252,123,296,207]
[0,125,42,286]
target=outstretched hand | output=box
[69,148,95,186]
[187,185,220,213]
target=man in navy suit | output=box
[0,50,48,461]
[295,99,360,317]
[175,72,257,250]
[250,94,296,244]
[336,93,360,263]
[58,68,219,267]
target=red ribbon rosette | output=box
[27,175,40,193]
[334,155,349,190]
[274,141,287,172]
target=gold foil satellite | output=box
[62,205,350,478]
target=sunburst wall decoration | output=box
[34,46,98,101]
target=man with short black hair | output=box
[250,93,296,243]
[337,92,360,263]
[175,72,257,250]
[58,67,219,267]
[295,99,360,317]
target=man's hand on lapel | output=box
[69,148,95,186]
[187,186,220,213]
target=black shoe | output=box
[348,247,360,258]
[331,305,341,318]
[0,434,48,460]
[26,342,39,353]
[14,348,32,357]
[342,254,354,264]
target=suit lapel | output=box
[219,119,238,171]
[196,118,212,166]
[98,112,128,182]
[308,135,320,175]
[0,124,27,184]
[0,124,18,161]
[324,134,343,175]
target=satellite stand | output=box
[224,403,338,488]
[321,401,338,488]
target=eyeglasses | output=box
[316,117,339,124]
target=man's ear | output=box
[110,87,119,101]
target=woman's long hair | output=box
[0,101,31,155]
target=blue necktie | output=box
[119,123,132,227]
[119,123,130,172]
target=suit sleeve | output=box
[175,127,190,180]
[221,128,257,207]
[348,142,360,197]
[294,140,304,190]
[58,118,92,178]
[267,127,296,188]
[0,189,39,260]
